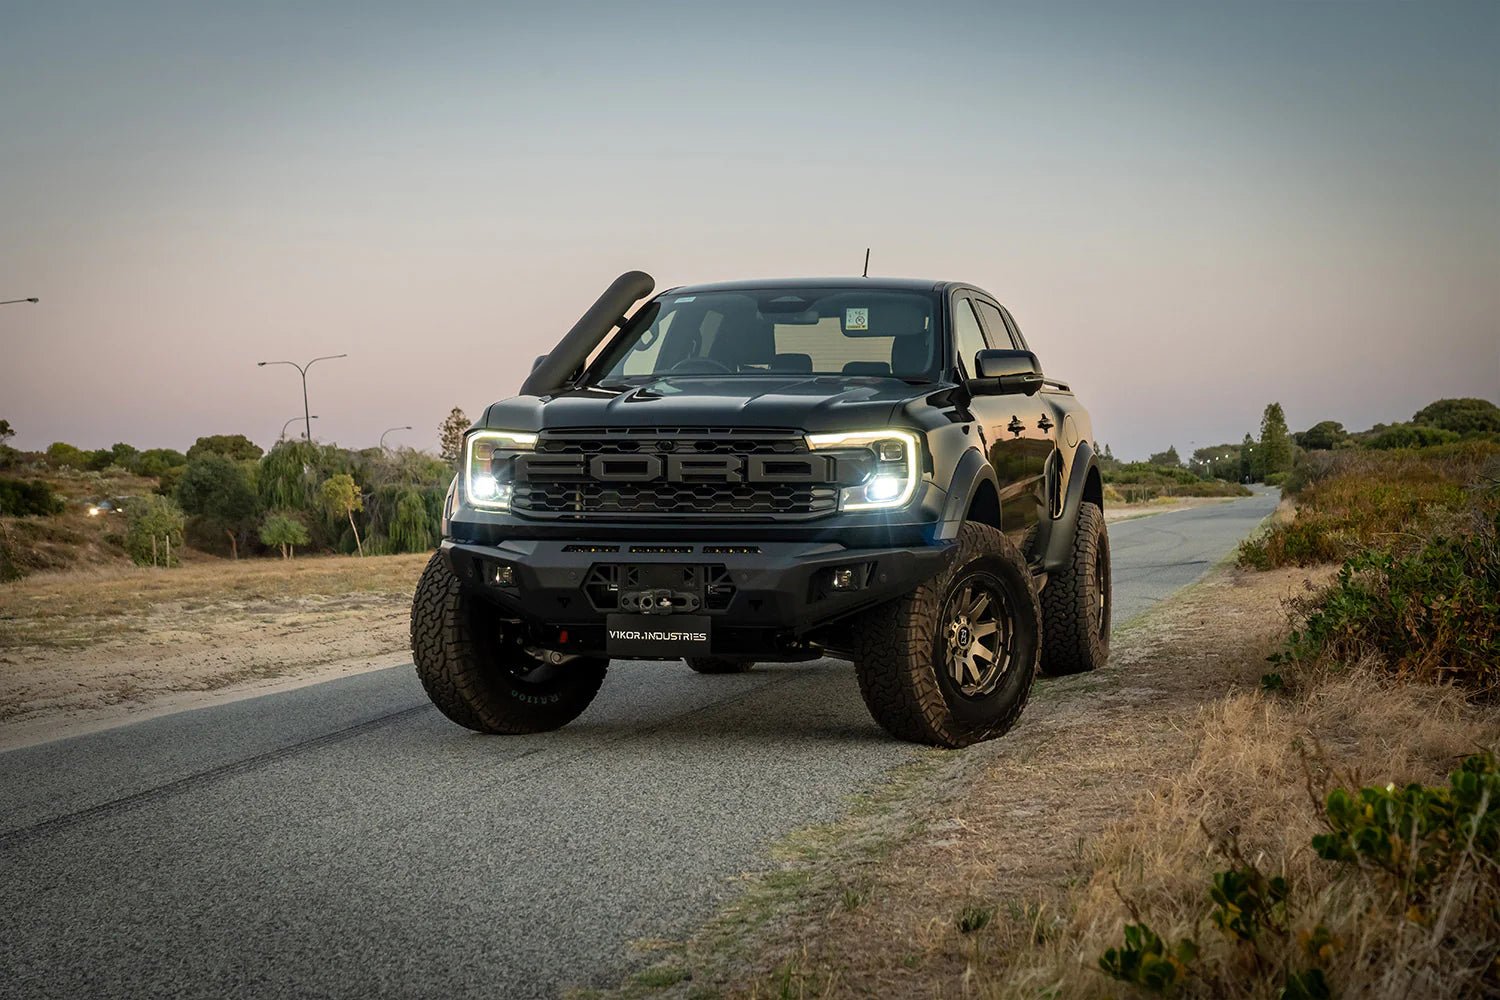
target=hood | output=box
[480,375,933,435]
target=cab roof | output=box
[663,276,953,296]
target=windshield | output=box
[591,287,941,383]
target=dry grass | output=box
[998,675,1495,999]
[0,552,428,649]
[0,553,429,743]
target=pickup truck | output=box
[411,272,1110,747]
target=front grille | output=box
[513,427,839,520]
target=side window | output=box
[974,300,1018,349]
[952,298,988,378]
[1000,306,1028,351]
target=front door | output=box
[952,294,1040,540]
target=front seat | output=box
[890,334,933,377]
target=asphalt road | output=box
[0,489,1277,999]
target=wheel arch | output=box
[1041,440,1100,572]
[938,447,1002,540]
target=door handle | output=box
[1037,414,1054,432]
[1006,416,1025,435]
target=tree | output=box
[1147,446,1181,467]
[389,487,435,552]
[439,408,470,465]
[0,420,12,445]
[124,495,186,567]
[259,511,310,559]
[45,441,89,469]
[187,434,264,463]
[1258,403,1293,479]
[1294,420,1348,451]
[176,454,260,558]
[131,448,187,478]
[1239,433,1257,483]
[1411,398,1500,436]
[319,473,365,557]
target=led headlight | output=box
[463,430,537,511]
[806,429,921,511]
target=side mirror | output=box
[968,349,1044,396]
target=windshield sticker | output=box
[675,295,696,303]
[845,307,869,331]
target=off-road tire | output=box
[1039,501,1111,676]
[851,521,1041,748]
[685,657,755,674]
[411,552,607,733]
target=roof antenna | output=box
[862,248,870,278]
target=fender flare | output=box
[936,447,1000,540]
[1041,440,1101,571]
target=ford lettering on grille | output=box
[508,427,846,519]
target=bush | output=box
[124,495,185,567]
[1364,423,1460,450]
[1239,445,1495,568]
[1099,754,1499,998]
[1271,483,1499,692]
[0,478,64,516]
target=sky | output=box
[1,0,1496,460]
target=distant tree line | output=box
[1,415,462,567]
[1111,397,1500,488]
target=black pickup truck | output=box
[412,272,1110,747]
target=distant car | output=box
[87,498,128,517]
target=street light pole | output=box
[380,425,413,450]
[257,354,347,442]
[281,415,319,441]
[1,297,39,306]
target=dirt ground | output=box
[0,553,429,749]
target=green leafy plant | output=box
[1313,753,1499,904]
[1098,922,1197,993]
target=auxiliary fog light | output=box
[488,563,516,587]
[830,567,857,591]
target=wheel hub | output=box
[942,578,1013,698]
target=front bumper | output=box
[441,537,955,659]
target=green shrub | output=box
[1100,754,1499,997]
[0,478,64,516]
[1364,423,1461,450]
[1271,486,1499,692]
[1238,446,1495,569]
[124,495,185,567]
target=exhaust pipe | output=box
[520,270,655,396]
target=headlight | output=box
[806,429,922,511]
[463,430,537,511]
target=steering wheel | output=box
[670,357,734,374]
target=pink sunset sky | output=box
[2,1,1496,459]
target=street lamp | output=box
[380,425,413,450]
[1,297,39,306]
[257,354,347,442]
[281,415,319,441]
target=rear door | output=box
[952,292,1037,539]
